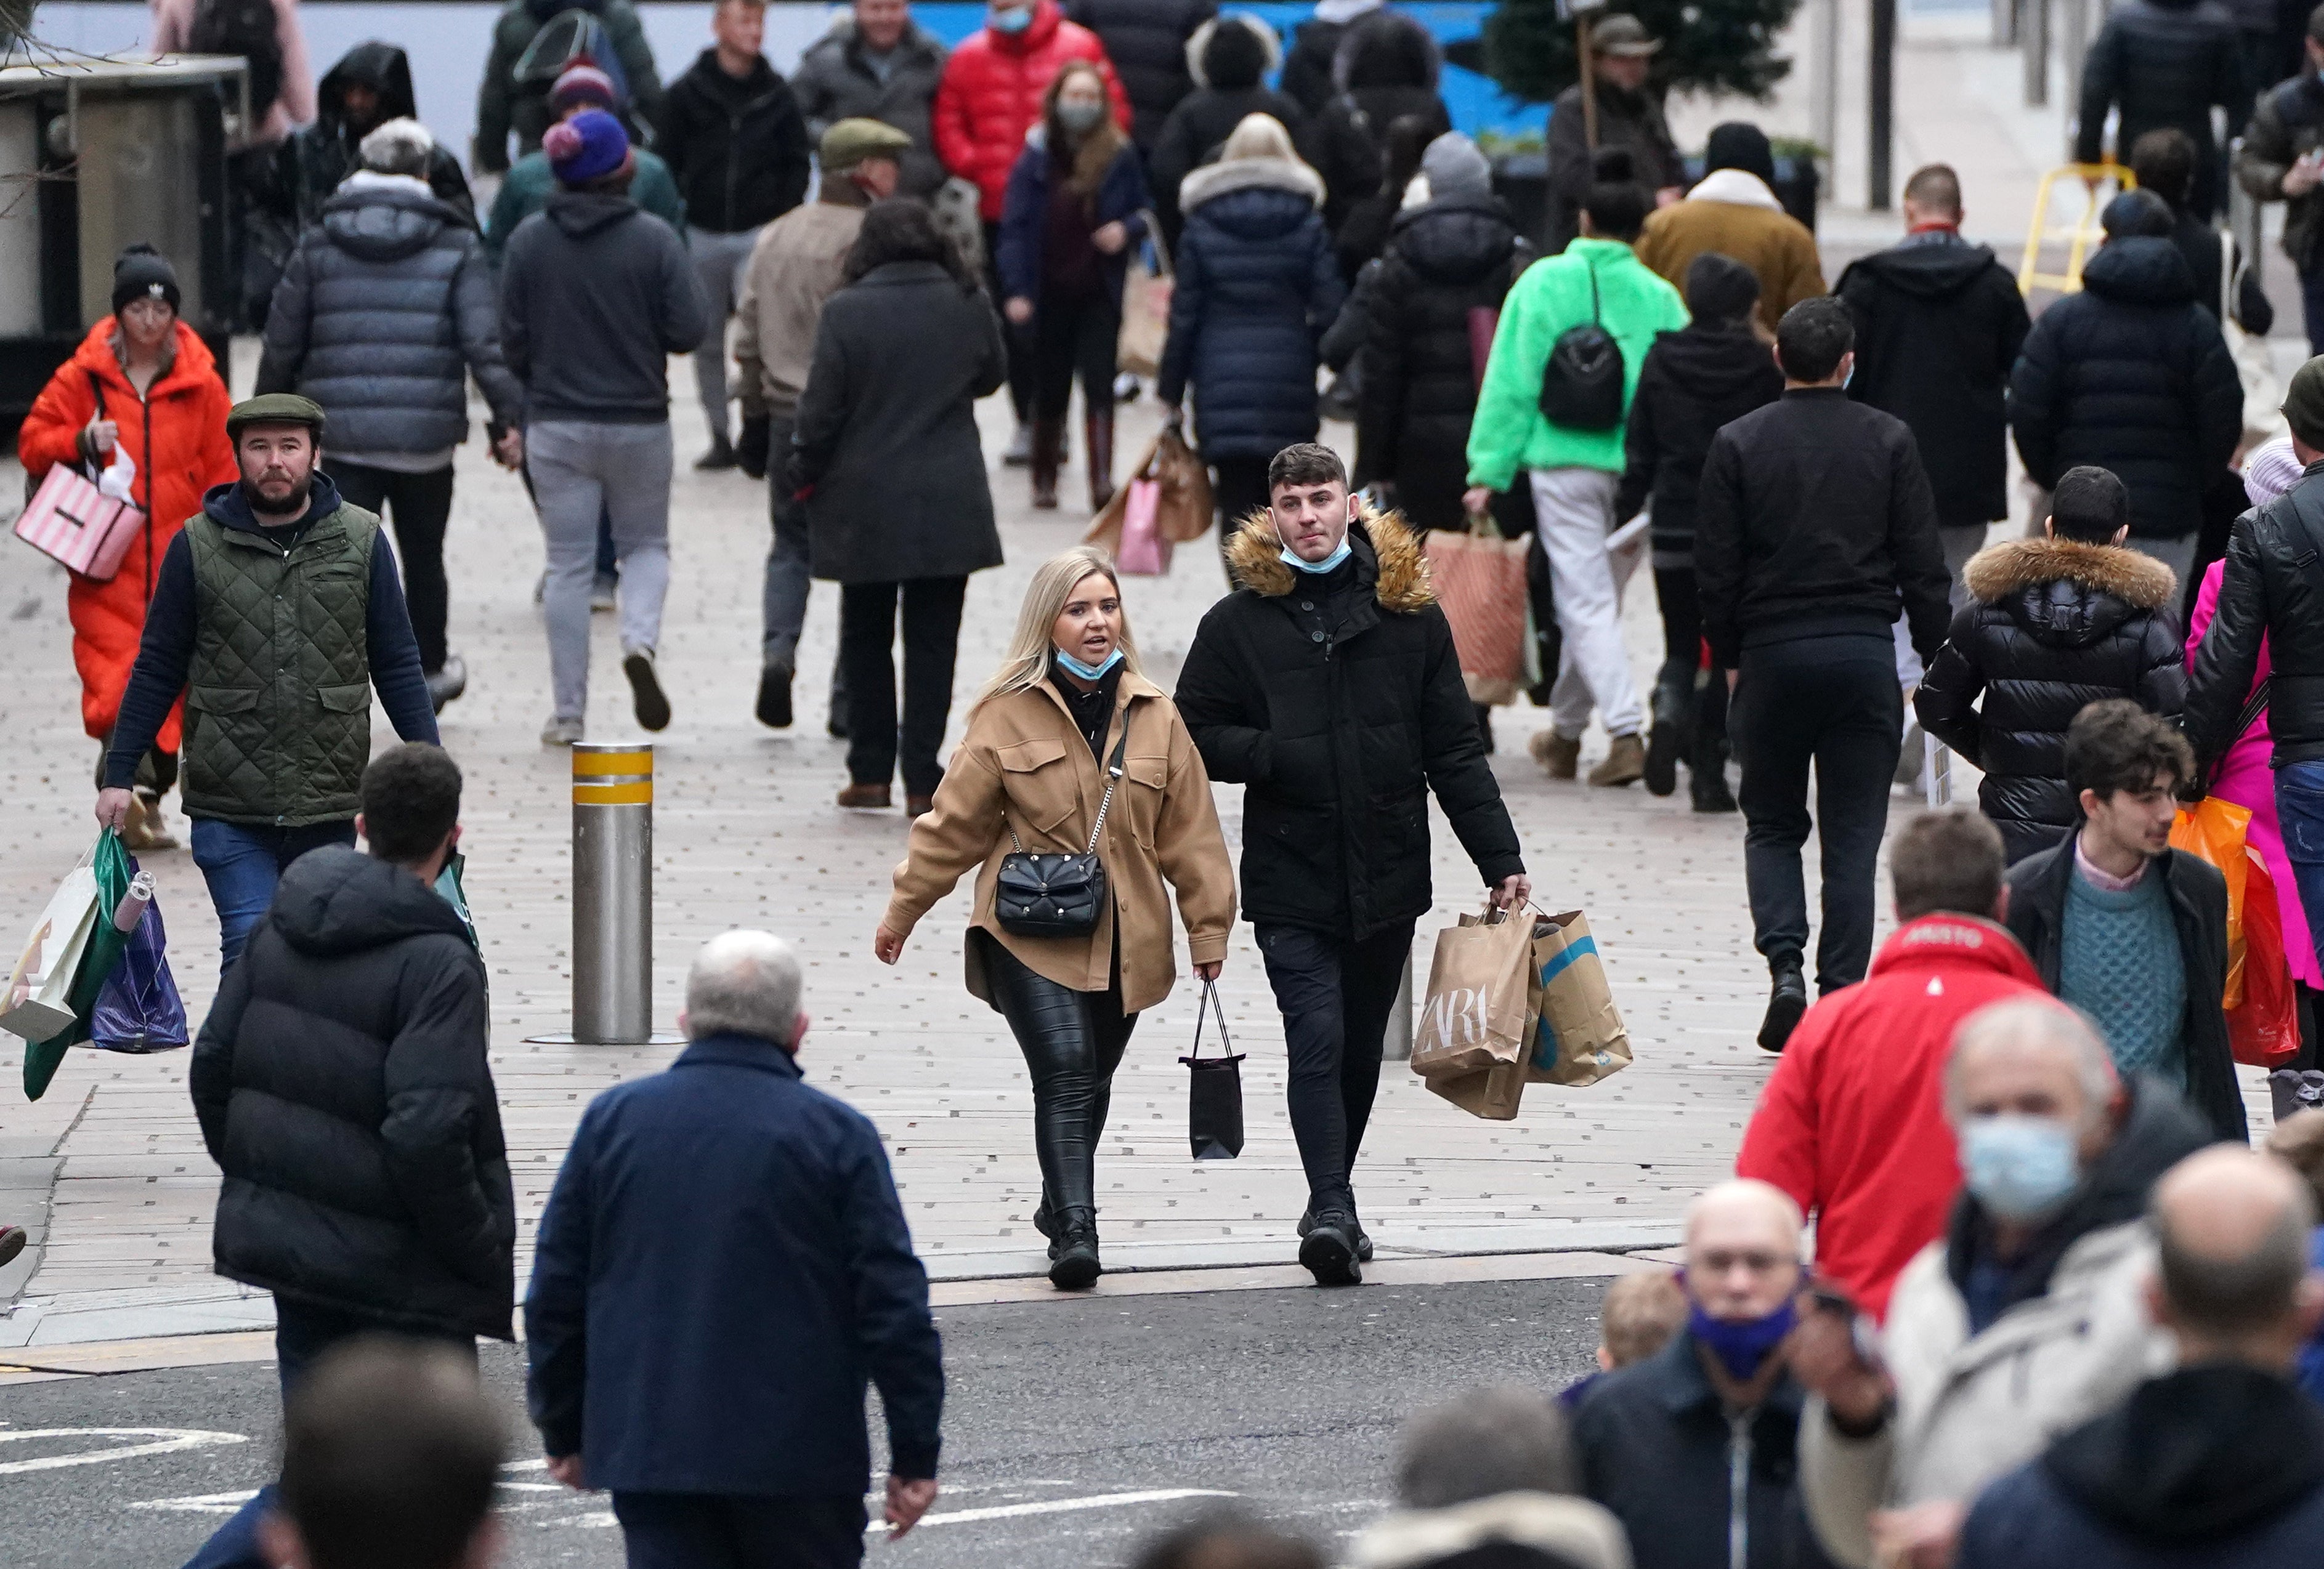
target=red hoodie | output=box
[1736,913,2046,1321]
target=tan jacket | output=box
[735,193,867,420]
[1635,172,1826,335]
[883,671,1236,1014]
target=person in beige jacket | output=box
[875,547,1236,1291]
[1634,123,1824,337]
[735,116,912,732]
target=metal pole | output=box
[2060,0,2089,115]
[1994,0,2017,47]
[572,742,653,1044]
[1869,0,1897,209]
[1813,0,1839,204]
[2023,0,2051,108]
[1382,947,1415,1061]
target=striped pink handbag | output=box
[13,373,142,581]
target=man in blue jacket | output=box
[527,930,944,1568]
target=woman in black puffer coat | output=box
[1151,14,1310,245]
[1916,467,2187,863]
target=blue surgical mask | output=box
[1959,1114,2082,1221]
[1053,645,1123,681]
[1686,1298,1799,1382]
[1281,538,1354,574]
[989,3,1032,33]
[1058,100,1104,134]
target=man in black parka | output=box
[185,741,510,1569]
[1176,442,1528,1288]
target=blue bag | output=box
[89,895,188,1054]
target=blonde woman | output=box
[875,548,1235,1289]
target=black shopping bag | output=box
[1180,979,1244,1160]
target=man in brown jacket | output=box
[1636,122,1825,335]
[736,116,911,732]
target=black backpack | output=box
[187,0,285,123]
[1537,258,1626,432]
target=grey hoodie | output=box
[498,190,710,424]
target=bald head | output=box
[2150,1147,2318,1358]
[1685,1180,1804,1321]
[682,930,804,1047]
[1946,999,2118,1134]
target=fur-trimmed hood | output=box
[1223,500,1435,611]
[1351,1492,1634,1569]
[1962,536,2179,651]
[1176,147,1326,211]
[1186,13,1280,88]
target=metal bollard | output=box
[1382,946,1415,1061]
[571,743,654,1044]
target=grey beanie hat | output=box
[1420,131,1491,203]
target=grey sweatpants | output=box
[689,224,761,447]
[530,419,674,720]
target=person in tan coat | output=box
[1635,123,1825,336]
[875,547,1236,1291]
[735,116,912,732]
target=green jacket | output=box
[1467,237,1690,487]
[484,149,687,265]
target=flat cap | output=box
[820,117,912,173]
[1590,14,1661,56]
[227,393,326,439]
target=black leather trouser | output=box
[974,929,1138,1219]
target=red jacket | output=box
[933,0,1129,220]
[1735,913,2047,1322]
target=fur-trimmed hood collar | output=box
[1351,1492,1633,1569]
[1176,152,1326,212]
[1964,536,2177,648]
[1223,500,1434,611]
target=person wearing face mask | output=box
[875,549,1235,1290]
[1571,1180,1843,1569]
[1788,999,2214,1569]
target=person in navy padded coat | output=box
[526,930,944,1569]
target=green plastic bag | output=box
[25,830,134,1100]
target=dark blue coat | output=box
[995,132,1150,310]
[1156,163,1345,461]
[525,1033,943,1497]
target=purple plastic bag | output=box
[89,897,187,1054]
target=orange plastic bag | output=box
[2231,855,2302,1068]
[2172,799,2254,986]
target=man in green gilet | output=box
[97,393,440,967]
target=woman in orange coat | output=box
[18,246,236,849]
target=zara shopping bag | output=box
[1525,910,1632,1087]
[1425,1059,1527,1121]
[1179,979,1245,1159]
[1411,909,1534,1078]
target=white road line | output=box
[872,1488,1239,1531]
[0,1429,248,1476]
[127,1491,258,1516]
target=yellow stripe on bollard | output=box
[572,749,654,777]
[573,781,654,805]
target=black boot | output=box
[1048,1207,1100,1289]
[1300,1204,1374,1262]
[1690,729,1736,813]
[1029,417,1064,509]
[1759,953,1808,1054]
[1645,661,1692,797]
[1084,409,1115,514]
[1298,1208,1362,1285]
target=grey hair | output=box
[1945,998,2118,1129]
[684,930,803,1045]
[358,116,436,177]
[2152,1150,2320,1338]
[1393,1386,1579,1507]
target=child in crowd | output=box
[1557,1269,1686,1408]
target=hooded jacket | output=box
[1281,0,1380,115]
[1737,913,2046,1323]
[1302,10,1447,234]
[1149,17,1310,237]
[1351,1492,1633,1569]
[2186,467,2324,769]
[1914,539,2185,861]
[1157,154,1345,459]
[17,319,235,747]
[1065,0,1215,150]
[2075,0,2249,216]
[257,175,524,461]
[498,192,710,424]
[931,0,1129,220]
[1354,192,1534,529]
[790,15,950,200]
[280,42,477,233]
[1175,506,1524,937]
[473,0,662,174]
[1836,234,2030,528]
[1614,313,1785,565]
[1798,1078,2216,1569]
[190,845,513,1339]
[2009,235,2243,540]
[1956,1365,2324,1569]
[657,49,811,234]
[1634,171,1826,336]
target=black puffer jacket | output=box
[280,42,477,233]
[1302,10,1446,234]
[1066,0,1215,150]
[657,49,811,233]
[2187,466,2324,767]
[1282,8,1359,115]
[1916,538,2185,863]
[2074,0,2248,217]
[1149,15,1309,239]
[2009,236,2243,541]
[1175,506,1524,938]
[1354,193,1531,529]
[190,846,514,1339]
[256,177,524,456]
[1614,319,1784,565]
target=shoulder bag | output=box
[993,725,1128,939]
[1537,259,1626,432]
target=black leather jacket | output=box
[2187,465,2324,768]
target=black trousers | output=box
[611,1493,868,1569]
[982,219,1035,422]
[839,576,966,797]
[1733,635,1901,993]
[326,459,456,673]
[1651,565,1726,744]
[1212,454,1271,579]
[1032,289,1119,422]
[974,929,1138,1219]
[1257,919,1416,1213]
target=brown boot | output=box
[1529,730,1581,780]
[1083,409,1115,513]
[836,783,893,810]
[1589,733,1648,788]
[121,788,179,852]
[1030,417,1064,509]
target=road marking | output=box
[128,1490,258,1515]
[0,1429,248,1476]
[871,1488,1240,1532]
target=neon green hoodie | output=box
[1466,237,1690,489]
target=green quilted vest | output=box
[180,501,381,826]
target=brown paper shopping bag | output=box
[1411,910,1534,1079]
[1425,1059,1526,1120]
[1525,910,1632,1087]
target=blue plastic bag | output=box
[89,895,187,1054]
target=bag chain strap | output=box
[1003,716,1130,858]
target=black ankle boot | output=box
[1048,1208,1100,1289]
[1690,730,1736,814]
[1759,954,1808,1054]
[1645,663,1692,798]
[1298,1208,1362,1285]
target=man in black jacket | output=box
[1837,163,2031,603]
[1696,298,1951,1051]
[659,0,811,471]
[2003,701,2247,1142]
[2075,0,2248,220]
[1545,14,1682,252]
[184,741,511,1569]
[1176,443,1528,1286]
[2235,12,2324,353]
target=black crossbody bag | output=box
[994,727,1127,939]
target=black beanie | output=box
[1704,122,1776,185]
[1202,17,1268,91]
[1685,252,1762,326]
[111,244,180,315]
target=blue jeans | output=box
[2277,763,2324,980]
[180,1299,476,1569]
[188,818,357,969]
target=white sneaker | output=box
[541,715,585,746]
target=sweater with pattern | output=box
[2058,863,2187,1090]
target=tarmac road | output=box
[0,1275,1610,1568]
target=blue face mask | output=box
[989,4,1033,33]
[1281,538,1354,574]
[1053,645,1123,681]
[1959,1114,2082,1221]
[1686,1298,1799,1382]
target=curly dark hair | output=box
[2065,698,2193,802]
[840,198,978,291]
